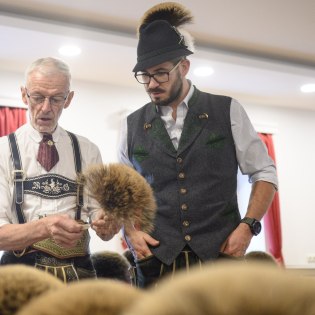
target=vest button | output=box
[183,220,189,227]
[176,157,183,164]
[143,123,152,130]
[181,204,188,211]
[185,235,191,241]
[178,172,185,179]
[180,188,187,194]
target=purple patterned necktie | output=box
[37,134,59,171]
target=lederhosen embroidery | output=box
[23,174,77,199]
[8,131,89,259]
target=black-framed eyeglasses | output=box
[25,88,69,106]
[134,60,182,84]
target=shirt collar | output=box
[183,82,194,109]
[156,81,195,113]
[27,123,61,143]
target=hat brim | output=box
[133,48,193,72]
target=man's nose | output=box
[148,77,160,88]
[41,97,52,112]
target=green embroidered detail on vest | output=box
[206,133,226,149]
[132,146,149,163]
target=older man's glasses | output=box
[25,88,69,106]
[135,60,182,84]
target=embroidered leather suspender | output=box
[67,131,83,221]
[8,133,26,224]
[8,131,83,224]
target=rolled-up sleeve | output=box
[231,99,278,189]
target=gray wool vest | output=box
[127,88,241,265]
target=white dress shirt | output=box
[0,123,102,226]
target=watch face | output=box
[253,221,262,235]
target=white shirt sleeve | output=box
[0,136,14,226]
[117,117,133,167]
[230,98,278,188]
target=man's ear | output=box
[181,59,190,77]
[20,86,28,106]
[64,91,74,109]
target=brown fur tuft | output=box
[0,265,64,315]
[91,251,131,283]
[16,279,143,315]
[123,262,315,315]
[82,163,157,233]
[137,2,193,35]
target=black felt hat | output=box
[133,19,193,72]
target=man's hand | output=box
[42,214,84,248]
[124,225,159,260]
[91,211,121,241]
[220,223,253,257]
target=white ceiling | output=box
[0,0,314,110]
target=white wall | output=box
[1,70,315,267]
[237,170,266,253]
[243,102,315,268]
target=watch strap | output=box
[241,217,261,236]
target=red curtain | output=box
[0,107,27,137]
[258,133,285,266]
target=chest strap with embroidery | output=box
[8,131,84,224]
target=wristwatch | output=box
[241,217,262,236]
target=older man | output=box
[0,57,120,282]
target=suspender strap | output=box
[8,131,84,223]
[7,133,26,224]
[67,131,83,220]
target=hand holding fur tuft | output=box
[82,163,157,233]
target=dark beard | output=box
[149,76,183,107]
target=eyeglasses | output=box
[25,88,69,106]
[135,60,182,84]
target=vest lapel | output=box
[178,88,209,154]
[144,104,177,156]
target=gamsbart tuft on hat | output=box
[133,2,194,72]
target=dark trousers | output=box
[135,248,202,289]
[0,251,96,283]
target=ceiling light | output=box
[193,66,214,77]
[300,83,315,93]
[58,45,81,57]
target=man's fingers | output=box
[144,234,160,247]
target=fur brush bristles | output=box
[82,163,157,233]
[137,2,193,35]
